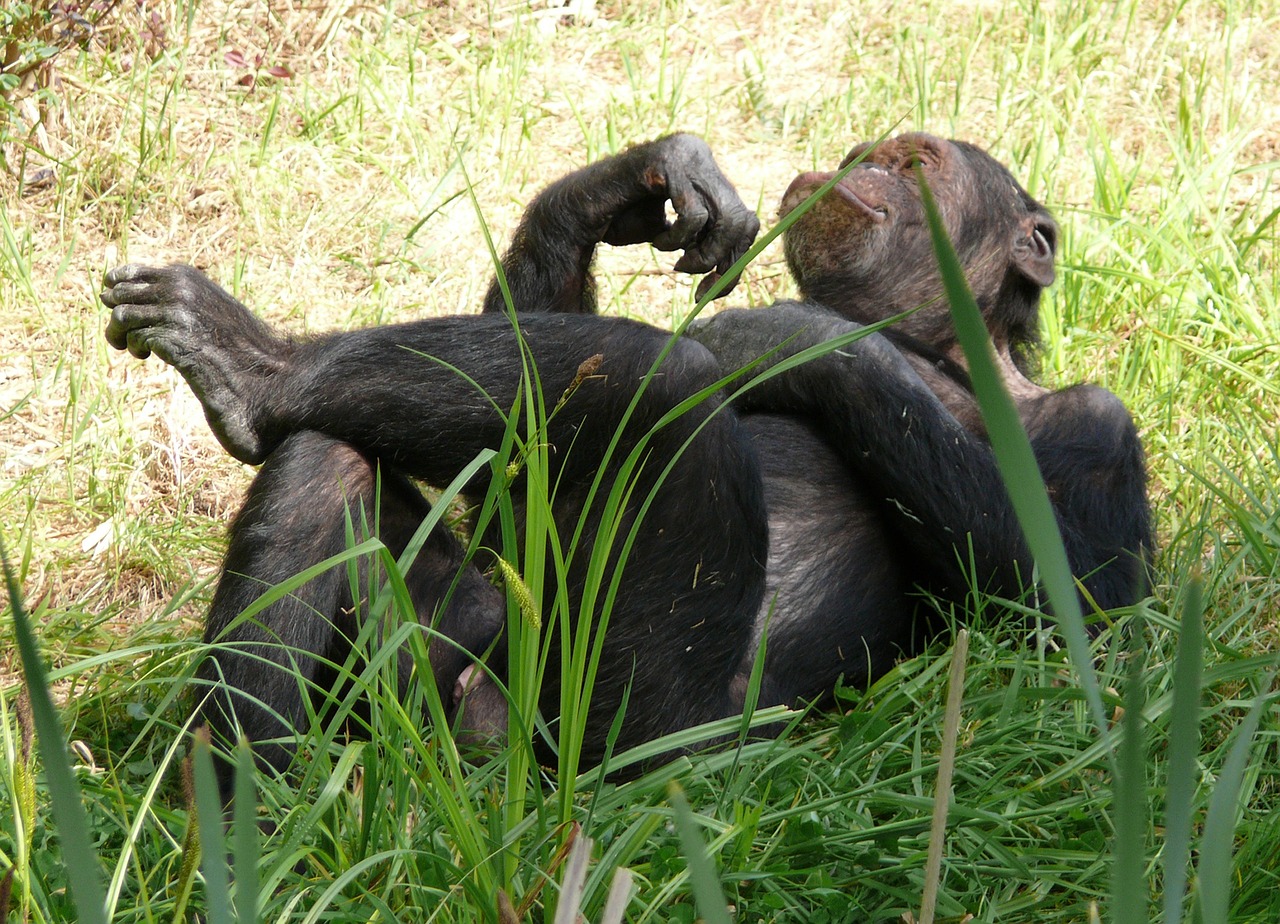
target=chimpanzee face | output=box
[780,133,1057,348]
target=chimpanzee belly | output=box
[741,412,920,703]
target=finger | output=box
[105,319,127,351]
[103,263,162,288]
[716,215,760,295]
[674,227,737,276]
[707,264,740,300]
[652,180,710,252]
[704,260,743,301]
[676,200,760,276]
[105,307,135,350]
[100,280,162,308]
[104,264,142,286]
[695,251,746,301]
[106,301,168,351]
[695,271,723,302]
[673,248,717,275]
[125,330,153,360]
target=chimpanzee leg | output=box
[276,318,766,753]
[197,430,503,786]
[105,265,768,760]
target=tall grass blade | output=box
[232,741,260,924]
[583,706,796,779]
[552,834,593,924]
[1194,672,1274,924]
[599,867,635,924]
[920,628,969,924]
[172,757,202,923]
[192,732,233,924]
[1111,630,1149,924]
[2,542,108,924]
[1162,582,1205,924]
[13,689,34,869]
[668,784,732,924]
[917,172,1110,744]
[585,675,633,831]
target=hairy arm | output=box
[482,134,759,314]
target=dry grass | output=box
[3,5,1279,921]
[2,0,1278,674]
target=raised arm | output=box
[481,133,759,314]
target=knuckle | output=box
[107,263,137,284]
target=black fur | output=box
[101,132,1150,786]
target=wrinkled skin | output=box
[753,133,1056,393]
[102,132,1150,789]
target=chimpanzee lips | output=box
[781,171,888,222]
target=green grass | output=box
[2,0,1279,921]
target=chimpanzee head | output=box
[780,133,1057,353]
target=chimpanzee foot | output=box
[452,664,509,750]
[102,264,287,465]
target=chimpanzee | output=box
[101,132,1150,783]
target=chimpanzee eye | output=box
[839,144,874,169]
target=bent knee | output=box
[651,333,726,407]
[261,432,375,488]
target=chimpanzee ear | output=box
[1011,216,1056,288]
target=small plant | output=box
[0,1,151,175]
[0,4,63,99]
[0,2,62,173]
[223,48,293,91]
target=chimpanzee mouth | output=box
[833,182,889,220]
[781,171,888,222]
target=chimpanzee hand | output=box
[602,134,760,300]
[484,134,760,313]
[102,264,285,465]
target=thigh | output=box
[518,332,771,755]
[199,431,503,779]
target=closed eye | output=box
[838,144,875,170]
